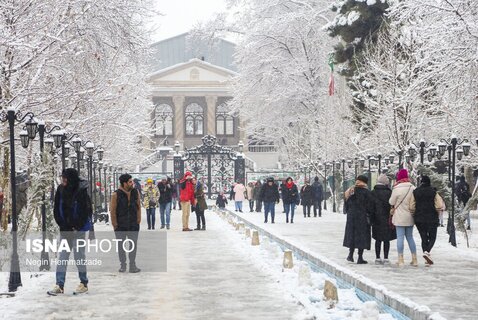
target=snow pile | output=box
[360,301,380,320]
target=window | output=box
[216,103,234,136]
[185,103,204,135]
[190,68,200,80]
[155,104,173,136]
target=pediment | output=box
[148,58,238,84]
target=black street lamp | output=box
[332,160,340,213]
[93,160,98,213]
[98,161,103,212]
[108,164,113,204]
[0,108,38,292]
[409,140,437,165]
[103,161,109,213]
[437,136,472,247]
[367,154,373,189]
[323,162,329,211]
[72,137,82,173]
[341,159,347,201]
[388,150,404,170]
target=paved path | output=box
[1,209,302,320]
[232,205,478,320]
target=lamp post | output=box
[93,160,98,213]
[332,160,339,213]
[323,162,329,211]
[103,162,108,212]
[388,150,404,170]
[108,164,113,203]
[72,137,82,173]
[437,136,472,247]
[341,159,347,200]
[98,161,103,212]
[367,155,373,189]
[409,140,437,165]
[0,108,38,292]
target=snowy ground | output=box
[0,207,394,320]
[230,202,478,320]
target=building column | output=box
[173,96,185,144]
[205,96,217,136]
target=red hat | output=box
[96,182,101,187]
[396,169,408,181]
[184,171,192,177]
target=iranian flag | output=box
[328,55,335,96]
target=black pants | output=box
[249,200,254,212]
[255,200,262,212]
[375,240,390,259]
[196,208,206,228]
[313,200,322,217]
[303,204,311,217]
[115,226,140,267]
[416,223,438,253]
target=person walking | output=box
[312,177,324,217]
[233,181,246,212]
[158,178,173,229]
[133,178,143,201]
[194,178,208,230]
[110,173,142,273]
[300,180,314,218]
[216,191,228,209]
[409,176,444,266]
[179,172,195,231]
[343,175,374,264]
[246,182,255,212]
[282,177,299,223]
[389,169,417,267]
[143,178,159,230]
[455,176,472,230]
[254,180,263,212]
[48,168,93,295]
[370,174,396,265]
[260,177,280,223]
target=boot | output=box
[397,254,405,267]
[195,226,201,231]
[410,253,418,267]
[346,250,354,263]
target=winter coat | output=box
[409,186,442,227]
[195,184,208,211]
[252,183,262,200]
[216,195,228,208]
[455,181,471,204]
[371,185,397,241]
[233,184,246,201]
[110,187,141,231]
[389,182,416,227]
[260,183,280,203]
[343,185,373,250]
[282,184,299,205]
[246,185,254,200]
[158,182,173,204]
[54,180,93,232]
[180,178,196,204]
[300,185,314,206]
[311,181,324,202]
[143,185,159,209]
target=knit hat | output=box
[396,169,409,181]
[377,174,389,185]
[147,178,153,184]
[356,175,368,184]
[421,176,431,186]
[267,177,274,183]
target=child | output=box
[216,191,228,209]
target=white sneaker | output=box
[74,283,88,294]
[47,285,64,296]
[382,259,390,265]
[375,259,383,265]
[423,252,433,265]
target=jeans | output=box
[396,226,417,255]
[416,223,438,253]
[255,200,262,212]
[160,202,172,226]
[56,231,88,287]
[313,200,322,217]
[172,198,177,210]
[196,207,206,228]
[264,202,276,222]
[284,203,296,222]
[235,201,243,212]
[115,225,140,267]
[146,207,156,229]
[248,200,254,212]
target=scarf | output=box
[286,181,294,189]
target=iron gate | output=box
[173,135,245,199]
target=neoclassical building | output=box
[143,33,278,172]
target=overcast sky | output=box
[151,0,227,42]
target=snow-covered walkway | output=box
[230,203,478,320]
[1,209,303,320]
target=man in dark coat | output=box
[343,175,374,264]
[455,176,472,230]
[253,180,262,212]
[311,177,324,217]
[300,181,314,218]
[110,173,142,273]
[158,178,173,229]
[410,175,444,265]
[371,174,396,264]
[260,177,280,223]
[49,168,93,295]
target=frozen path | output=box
[0,209,303,320]
[231,204,478,320]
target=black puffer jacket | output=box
[413,186,439,226]
[260,182,280,203]
[371,185,397,241]
[54,180,92,232]
[158,182,173,204]
[300,185,314,206]
[282,184,299,205]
